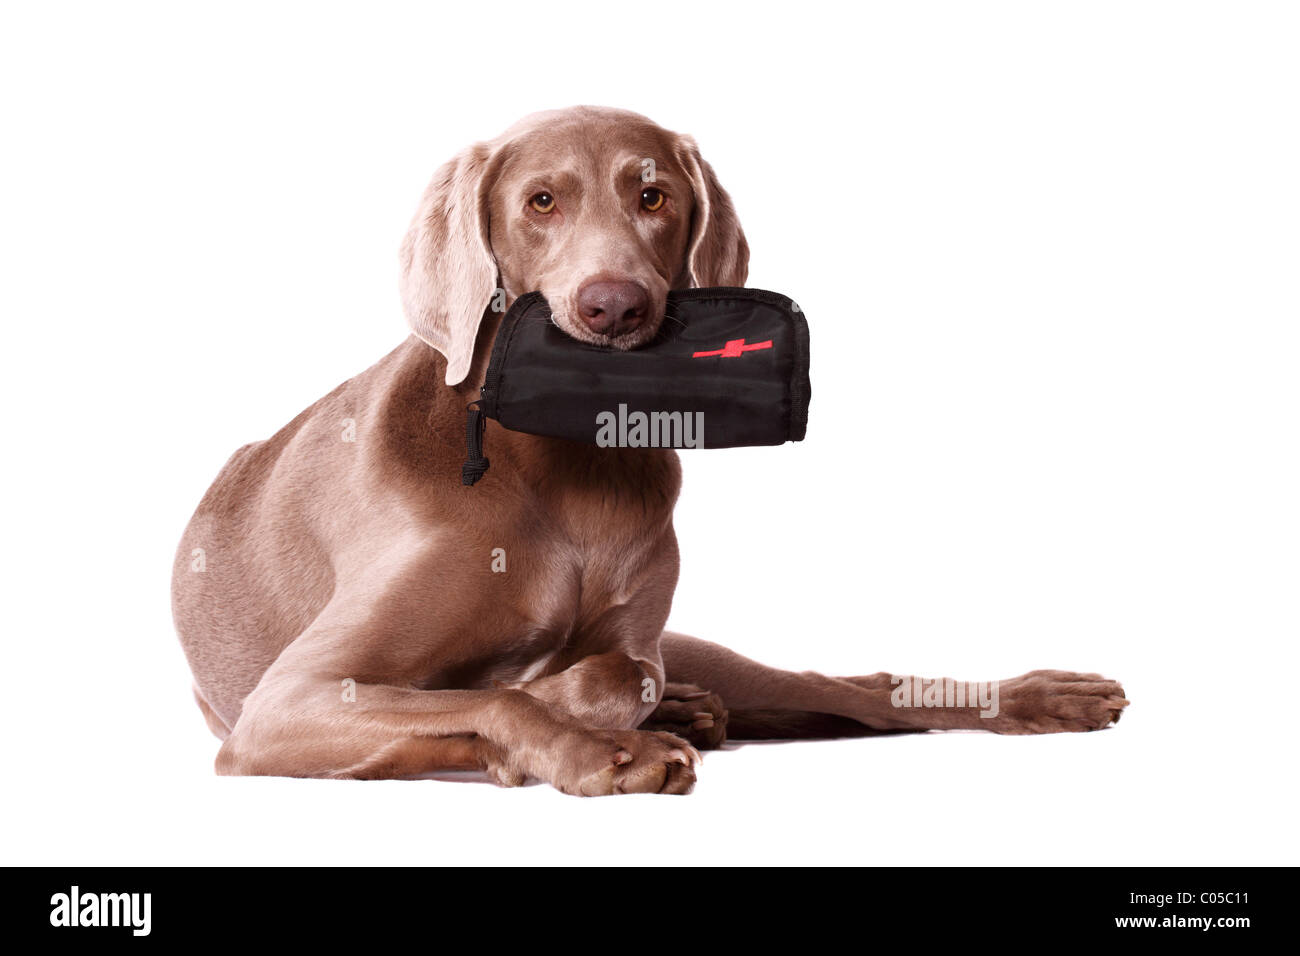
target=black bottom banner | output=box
[10,866,1283,944]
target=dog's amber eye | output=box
[640,187,665,212]
[529,192,555,214]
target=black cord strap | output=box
[461,401,490,486]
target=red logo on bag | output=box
[692,338,773,358]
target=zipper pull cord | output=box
[461,400,490,486]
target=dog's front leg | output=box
[220,665,697,794]
[507,651,666,730]
[216,601,697,795]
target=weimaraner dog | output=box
[172,106,1128,795]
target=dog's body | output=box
[173,107,1127,795]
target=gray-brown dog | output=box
[172,106,1128,795]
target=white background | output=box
[2,1,1296,866]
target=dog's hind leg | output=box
[650,634,906,745]
[656,632,1128,741]
[193,684,232,741]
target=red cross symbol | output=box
[692,338,773,358]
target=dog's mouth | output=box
[548,309,664,351]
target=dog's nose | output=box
[576,280,649,336]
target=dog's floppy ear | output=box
[678,135,750,288]
[399,143,500,386]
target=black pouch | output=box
[462,287,810,485]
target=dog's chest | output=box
[494,475,678,661]
[541,491,670,614]
[456,522,668,687]
[429,443,680,685]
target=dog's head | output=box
[400,106,749,385]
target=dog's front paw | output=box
[989,670,1130,734]
[556,729,700,796]
[641,682,728,750]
